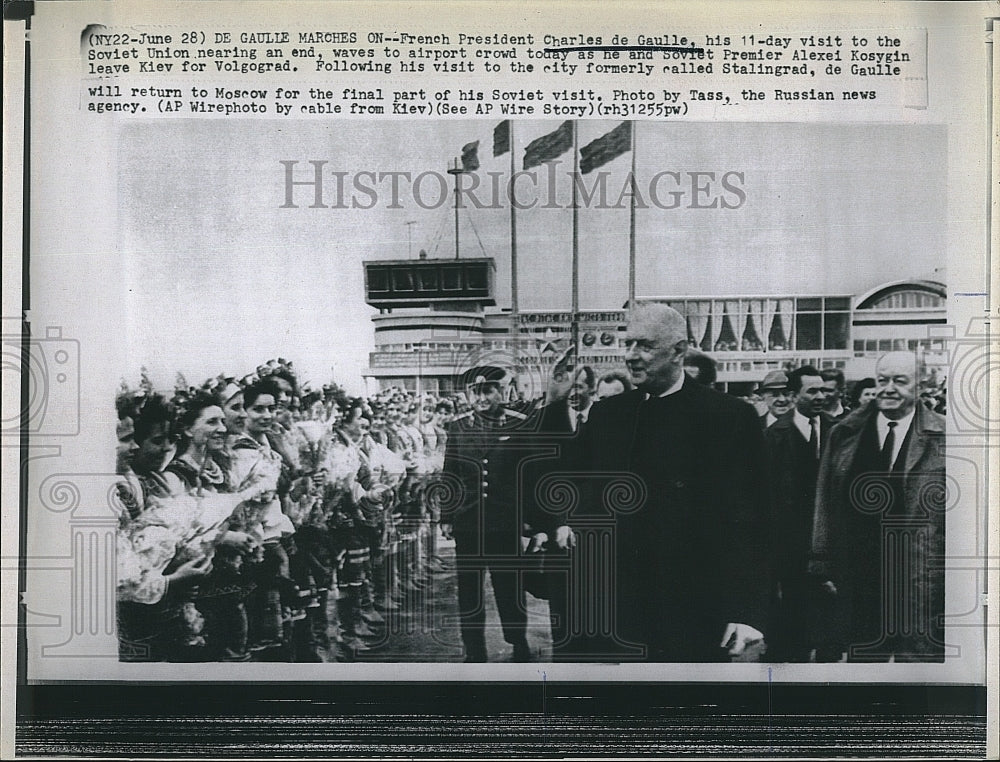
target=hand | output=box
[439,522,453,541]
[720,622,764,657]
[366,484,392,503]
[168,555,213,584]
[545,346,576,403]
[237,474,274,504]
[247,489,277,505]
[220,531,256,553]
[820,580,838,596]
[526,532,548,553]
[289,476,310,502]
[554,525,576,550]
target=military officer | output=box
[439,366,538,663]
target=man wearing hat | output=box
[759,370,793,428]
[439,365,538,662]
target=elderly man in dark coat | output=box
[810,351,946,662]
[541,303,772,662]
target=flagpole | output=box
[571,120,580,359]
[628,120,637,310]
[508,122,520,366]
[446,158,462,259]
[509,123,518,317]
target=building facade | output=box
[362,257,947,397]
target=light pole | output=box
[405,220,417,258]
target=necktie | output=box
[808,416,820,459]
[880,420,897,470]
[575,412,585,432]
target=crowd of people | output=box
[115,359,464,662]
[434,306,947,664]
[115,328,949,663]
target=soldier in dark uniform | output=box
[439,366,538,663]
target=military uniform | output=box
[441,402,541,662]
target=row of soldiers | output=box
[114,360,453,662]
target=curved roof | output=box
[855,279,946,310]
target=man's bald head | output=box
[629,303,688,344]
[624,303,689,394]
[875,351,918,420]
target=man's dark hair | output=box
[820,367,845,390]
[787,365,823,394]
[684,349,717,386]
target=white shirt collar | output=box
[792,409,819,442]
[569,401,593,428]
[877,408,916,467]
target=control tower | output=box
[361,256,508,395]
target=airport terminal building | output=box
[361,256,947,397]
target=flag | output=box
[523,120,573,170]
[580,121,632,174]
[460,140,480,172]
[493,120,511,156]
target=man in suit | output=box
[538,365,596,434]
[543,303,772,662]
[810,351,946,662]
[528,363,596,656]
[759,370,793,428]
[439,366,538,663]
[765,365,833,662]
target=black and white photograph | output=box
[104,118,956,668]
[3,0,994,756]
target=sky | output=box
[117,119,945,394]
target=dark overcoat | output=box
[553,378,772,660]
[809,403,946,659]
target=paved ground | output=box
[341,538,554,663]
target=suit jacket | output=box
[810,403,946,652]
[561,378,772,654]
[440,406,544,549]
[537,399,574,434]
[765,411,833,582]
[529,399,589,536]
